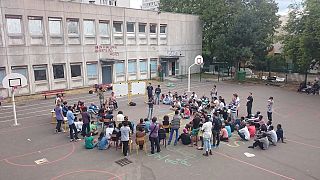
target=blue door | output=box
[102,65,112,84]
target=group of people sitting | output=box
[297,79,319,95]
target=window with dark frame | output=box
[70,64,82,77]
[127,22,135,33]
[67,18,79,35]
[6,15,23,35]
[150,24,157,34]
[113,21,123,33]
[53,64,65,79]
[33,66,47,81]
[160,24,167,34]
[139,23,146,33]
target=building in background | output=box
[0,0,202,97]
[142,0,159,11]
[60,0,130,8]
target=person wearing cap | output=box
[178,128,191,145]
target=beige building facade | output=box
[0,0,202,97]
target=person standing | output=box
[120,121,131,157]
[67,106,80,142]
[154,85,162,105]
[267,97,274,121]
[97,87,104,108]
[212,113,222,148]
[146,83,153,100]
[168,110,181,146]
[54,103,64,133]
[246,92,253,118]
[81,107,91,137]
[149,117,161,154]
[111,91,118,110]
[201,117,213,156]
[210,85,218,101]
[146,97,154,120]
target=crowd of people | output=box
[53,83,286,157]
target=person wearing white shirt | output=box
[201,117,213,156]
[116,111,125,127]
[266,126,277,145]
[238,125,250,141]
[105,124,114,140]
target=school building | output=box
[0,0,202,97]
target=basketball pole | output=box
[187,63,196,92]
[12,88,19,126]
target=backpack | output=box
[129,102,136,106]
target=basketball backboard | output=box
[2,73,28,89]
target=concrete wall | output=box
[0,0,202,97]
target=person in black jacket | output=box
[155,85,162,105]
[212,112,222,148]
[178,128,191,145]
[246,92,253,118]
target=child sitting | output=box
[90,121,98,136]
[225,121,232,138]
[97,132,109,150]
[178,128,191,145]
[85,133,97,149]
[183,106,191,119]
[248,121,256,138]
[220,125,229,142]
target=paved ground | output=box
[0,80,319,180]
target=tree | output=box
[283,0,320,84]
[160,0,280,74]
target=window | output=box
[6,15,22,35]
[113,21,122,33]
[139,23,146,33]
[70,64,82,77]
[28,17,43,35]
[53,64,65,79]
[67,19,79,35]
[0,68,6,85]
[49,18,62,35]
[150,59,157,72]
[160,24,167,34]
[87,63,97,77]
[83,20,95,36]
[11,66,28,79]
[99,20,110,36]
[127,22,135,33]
[150,24,157,34]
[139,60,147,73]
[116,62,125,75]
[33,65,47,81]
[128,60,137,74]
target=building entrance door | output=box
[161,62,168,77]
[102,65,112,84]
[171,61,176,76]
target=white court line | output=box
[0,81,205,116]
[0,82,212,123]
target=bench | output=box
[41,89,65,99]
[89,83,113,94]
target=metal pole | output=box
[149,64,152,80]
[188,63,196,92]
[200,65,202,82]
[12,90,19,126]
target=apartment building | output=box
[0,0,202,97]
[141,0,159,11]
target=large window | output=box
[128,60,137,74]
[83,20,95,36]
[150,24,157,34]
[33,65,47,81]
[160,24,167,34]
[113,21,123,33]
[139,60,147,73]
[127,22,135,33]
[70,64,82,77]
[28,17,43,36]
[139,23,146,33]
[49,17,62,35]
[0,68,6,85]
[11,66,28,79]
[6,15,22,35]
[53,64,65,79]
[116,62,125,75]
[99,20,110,36]
[150,59,157,72]
[87,63,97,78]
[67,18,79,35]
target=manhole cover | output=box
[115,158,132,167]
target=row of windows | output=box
[0,59,158,83]
[3,15,167,38]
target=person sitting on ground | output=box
[85,133,97,149]
[105,124,114,140]
[191,92,198,100]
[248,133,269,150]
[220,124,229,142]
[163,94,172,105]
[238,124,250,141]
[97,132,109,150]
[90,121,98,136]
[136,126,146,150]
[225,121,232,138]
[136,118,146,132]
[178,128,191,145]
[170,100,181,111]
[88,103,99,114]
[183,106,191,119]
[266,125,277,146]
[162,115,170,133]
[144,118,151,133]
[105,110,114,120]
[248,121,256,138]
[276,124,285,143]
[74,118,83,133]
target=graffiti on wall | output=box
[95,45,119,56]
[166,48,182,57]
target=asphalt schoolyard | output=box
[0,80,319,180]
